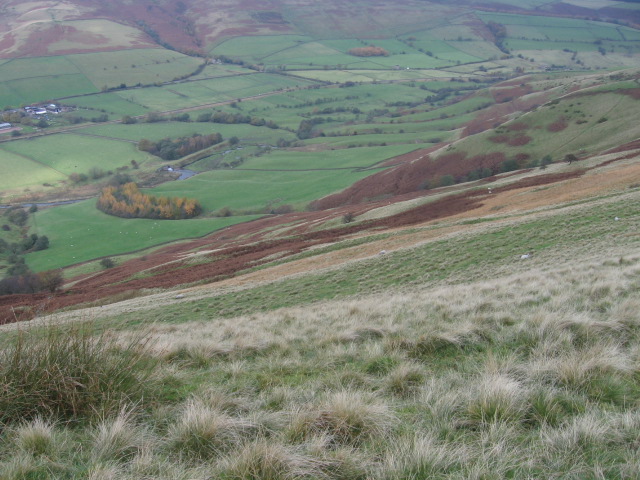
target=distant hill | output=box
[3,0,640,58]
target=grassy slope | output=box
[2,164,639,479]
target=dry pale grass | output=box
[12,418,57,457]
[168,398,258,460]
[91,409,150,463]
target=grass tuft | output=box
[168,398,256,460]
[0,322,156,425]
[464,374,528,426]
[91,408,149,463]
[222,439,326,480]
[287,391,396,446]
[13,417,56,457]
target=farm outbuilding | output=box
[0,122,12,130]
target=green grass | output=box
[1,134,151,177]
[0,148,66,194]
[211,34,313,60]
[0,74,98,108]
[70,49,204,89]
[108,74,315,112]
[67,93,151,117]
[79,122,293,145]
[148,164,387,213]
[26,201,261,271]
[238,144,418,170]
[442,88,640,162]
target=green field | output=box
[0,50,204,107]
[239,144,419,170]
[79,122,294,145]
[67,93,151,117]
[99,74,316,112]
[211,35,313,61]
[26,201,260,271]
[69,49,204,89]
[0,149,66,194]
[1,134,151,176]
[149,164,387,213]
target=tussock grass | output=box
[90,409,150,463]
[287,391,396,447]
[221,439,327,480]
[168,398,258,460]
[0,322,156,425]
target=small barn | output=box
[0,123,12,130]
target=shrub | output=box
[0,323,156,424]
[38,269,63,293]
[34,235,49,251]
[540,155,553,169]
[100,258,116,269]
[342,212,355,224]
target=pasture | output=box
[238,144,419,171]
[79,122,294,146]
[27,201,260,271]
[109,73,315,112]
[0,134,151,176]
[0,148,66,195]
[211,35,313,61]
[148,163,389,213]
[69,49,204,89]
[0,49,204,107]
[67,93,150,117]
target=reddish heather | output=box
[547,117,568,132]
[507,135,532,147]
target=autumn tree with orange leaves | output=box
[97,183,202,220]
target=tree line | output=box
[138,133,223,161]
[97,182,202,220]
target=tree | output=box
[564,153,578,164]
[540,155,553,169]
[34,235,49,251]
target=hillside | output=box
[1,1,640,477]
[0,149,638,478]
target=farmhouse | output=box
[0,123,11,130]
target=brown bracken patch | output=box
[547,117,568,132]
